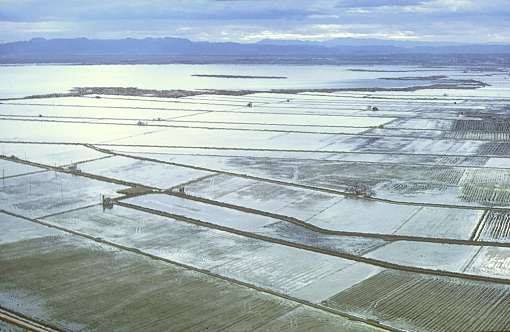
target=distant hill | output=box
[1,37,510,64]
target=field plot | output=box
[335,136,484,156]
[458,168,510,206]
[255,306,382,332]
[452,118,510,132]
[45,205,271,269]
[460,168,510,188]
[363,128,444,139]
[93,94,251,108]
[444,130,510,141]
[0,159,43,178]
[0,103,203,122]
[0,171,126,218]
[10,95,246,112]
[185,111,395,128]
[367,165,510,206]
[183,173,258,198]
[307,199,419,234]
[0,119,158,144]
[465,246,510,279]
[258,221,386,256]
[43,204,365,300]
[181,173,487,240]
[324,269,510,332]
[78,155,214,189]
[185,174,343,219]
[394,207,482,239]
[460,184,510,206]
[212,180,307,212]
[0,143,107,166]
[292,263,384,303]
[124,193,279,231]
[110,125,338,150]
[166,120,367,134]
[477,210,510,242]
[485,157,510,168]
[382,182,508,206]
[478,142,510,155]
[232,103,367,113]
[323,151,489,167]
[364,241,479,272]
[121,193,386,255]
[398,138,484,155]
[211,244,354,295]
[116,153,345,183]
[248,102,425,118]
[106,150,481,201]
[385,118,453,130]
[84,150,510,209]
[0,215,380,332]
[106,145,335,160]
[299,162,467,195]
[0,212,57,245]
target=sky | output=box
[1,0,510,44]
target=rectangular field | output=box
[121,193,386,255]
[0,171,126,218]
[79,155,214,189]
[394,207,483,239]
[0,213,380,332]
[477,210,510,242]
[324,269,510,332]
[43,204,380,301]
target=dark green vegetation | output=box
[0,216,379,332]
[325,269,510,332]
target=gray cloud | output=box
[335,0,427,8]
[0,0,509,43]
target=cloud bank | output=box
[0,0,509,43]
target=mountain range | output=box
[1,37,509,64]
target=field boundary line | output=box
[0,306,67,332]
[0,209,399,332]
[114,200,510,286]
[86,145,510,212]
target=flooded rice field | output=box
[1,64,510,331]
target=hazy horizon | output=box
[2,35,510,46]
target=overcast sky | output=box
[1,0,510,43]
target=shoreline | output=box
[0,80,490,101]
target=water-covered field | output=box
[1,64,510,331]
